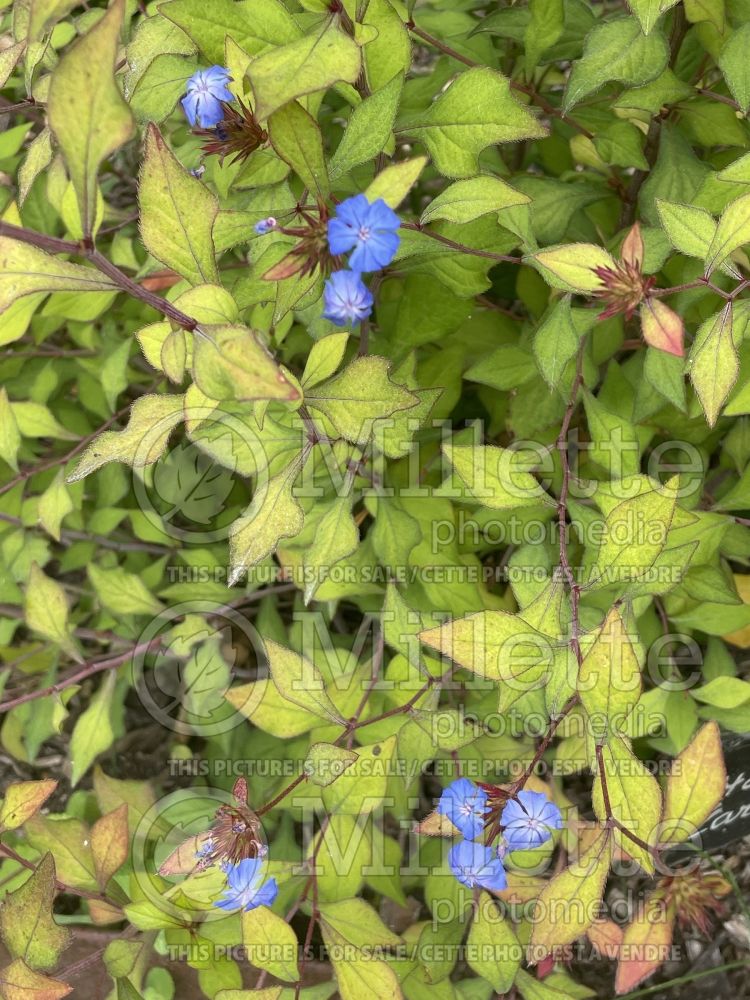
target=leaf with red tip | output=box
[0,780,57,831]
[640,299,685,356]
[614,895,675,994]
[621,223,644,269]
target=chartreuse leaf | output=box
[588,476,678,590]
[528,828,611,960]
[228,453,306,584]
[689,303,738,427]
[303,496,359,604]
[248,19,361,120]
[421,175,529,225]
[329,73,403,180]
[420,610,553,698]
[657,199,741,278]
[241,907,300,983]
[103,941,142,981]
[139,124,219,286]
[661,721,726,843]
[192,325,300,403]
[25,814,98,892]
[24,563,81,663]
[0,959,73,1000]
[47,0,134,237]
[301,332,349,389]
[467,891,522,992]
[321,921,402,1000]
[529,243,616,293]
[268,101,329,196]
[705,193,750,275]
[88,564,163,617]
[263,638,345,725]
[719,24,750,113]
[18,128,53,205]
[443,441,554,509]
[627,0,675,34]
[0,387,21,471]
[0,853,71,971]
[0,41,25,88]
[322,737,396,815]
[68,394,185,481]
[564,18,669,111]
[305,356,419,446]
[525,0,564,73]
[0,780,57,831]
[365,156,427,208]
[592,735,662,873]
[0,237,118,313]
[400,67,547,177]
[318,898,402,951]
[303,743,358,786]
[578,608,642,741]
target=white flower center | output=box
[358,226,371,242]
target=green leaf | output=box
[11,402,76,441]
[303,743,358,786]
[578,608,642,740]
[303,496,359,604]
[689,304,738,426]
[0,958,73,1000]
[705,192,750,275]
[322,737,396,815]
[533,295,581,389]
[400,67,547,178]
[301,332,349,389]
[68,394,185,481]
[0,236,118,314]
[467,891,522,992]
[692,676,750,708]
[24,563,81,662]
[248,20,362,121]
[268,101,329,196]
[443,440,554,509]
[0,857,68,972]
[18,128,53,206]
[160,0,300,64]
[421,175,529,225]
[719,23,750,112]
[37,471,74,542]
[91,803,130,889]
[87,563,164,617]
[228,454,306,584]
[329,73,403,180]
[564,18,669,111]
[656,198,741,278]
[305,356,419,446]
[241,906,300,983]
[47,0,135,237]
[192,324,301,403]
[525,0,564,73]
[627,0,676,34]
[529,243,616,292]
[263,638,345,725]
[0,41,25,88]
[139,124,219,286]
[69,673,117,787]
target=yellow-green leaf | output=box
[661,721,726,843]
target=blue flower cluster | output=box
[182,66,233,128]
[438,778,563,892]
[323,195,400,327]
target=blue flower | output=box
[214,858,278,912]
[255,217,277,235]
[182,66,234,128]
[328,194,400,272]
[500,791,563,851]
[323,270,374,326]
[448,840,507,892]
[437,778,487,840]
